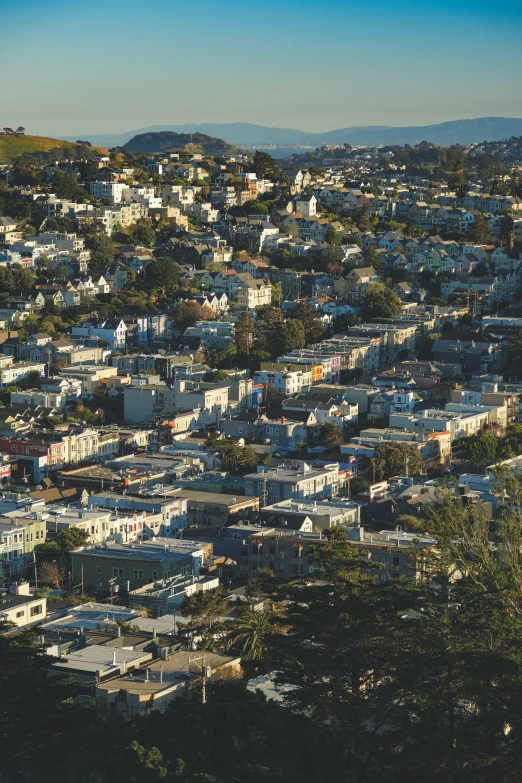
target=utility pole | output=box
[405,456,409,478]
[189,655,212,704]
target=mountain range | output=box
[62,117,522,151]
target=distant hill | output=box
[75,117,522,151]
[123,131,240,156]
[0,133,81,161]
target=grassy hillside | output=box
[124,130,240,156]
[0,134,87,161]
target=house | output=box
[0,582,46,628]
[235,277,272,310]
[71,318,127,350]
[294,194,317,217]
[223,415,310,451]
[345,266,380,303]
[0,216,18,237]
[253,367,313,396]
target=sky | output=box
[2,0,522,137]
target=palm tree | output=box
[226,611,279,661]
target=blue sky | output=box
[2,0,521,136]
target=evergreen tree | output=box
[468,213,492,245]
[288,301,324,345]
[234,311,255,356]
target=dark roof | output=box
[0,593,40,610]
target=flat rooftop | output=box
[41,603,142,632]
[96,651,240,694]
[72,538,204,561]
[54,644,152,675]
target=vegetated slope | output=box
[0,134,80,161]
[123,130,239,155]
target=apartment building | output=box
[253,367,312,396]
[388,408,489,440]
[71,539,207,593]
[0,356,45,389]
[244,462,342,506]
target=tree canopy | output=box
[373,441,423,480]
[361,282,402,320]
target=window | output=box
[279,562,285,572]
[151,571,157,579]
[133,569,143,580]
[269,546,275,556]
[112,567,124,578]
[16,610,24,618]
[393,557,400,567]
[292,564,299,575]
[96,566,101,574]
[379,555,388,564]
[30,604,43,616]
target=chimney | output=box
[281,416,285,424]
[112,651,117,666]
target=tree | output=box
[238,200,269,216]
[363,245,381,268]
[251,150,280,181]
[180,586,228,649]
[38,527,90,553]
[468,431,498,464]
[10,159,45,187]
[0,264,35,295]
[289,301,324,345]
[226,611,281,661]
[468,213,492,244]
[507,329,522,380]
[361,282,402,320]
[271,282,283,306]
[142,257,179,297]
[0,626,82,781]
[282,318,305,352]
[324,227,342,246]
[38,561,66,589]
[207,438,258,475]
[323,245,344,275]
[83,227,116,270]
[50,171,89,202]
[275,525,376,721]
[321,422,344,451]
[78,160,99,181]
[54,265,68,280]
[234,311,255,356]
[373,441,423,479]
[173,301,215,331]
[202,370,230,382]
[127,221,156,247]
[45,216,77,233]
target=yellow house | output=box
[311,364,323,384]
